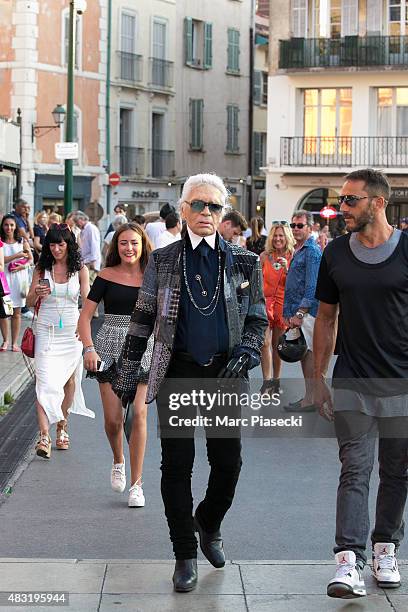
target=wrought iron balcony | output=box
[149,58,174,89]
[118,146,144,176]
[280,137,408,168]
[150,149,175,177]
[279,36,408,70]
[117,51,143,82]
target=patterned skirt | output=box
[87,313,151,385]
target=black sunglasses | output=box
[185,200,224,215]
[50,223,69,230]
[272,220,289,226]
[337,195,369,207]
[290,222,306,229]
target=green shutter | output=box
[184,17,193,64]
[235,30,240,72]
[227,29,240,72]
[227,105,239,152]
[204,22,213,69]
[253,70,262,104]
[253,132,262,174]
[190,99,203,150]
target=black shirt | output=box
[315,232,408,396]
[174,235,229,364]
[87,276,140,315]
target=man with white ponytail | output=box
[114,173,267,592]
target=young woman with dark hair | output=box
[26,224,94,459]
[0,214,33,352]
[246,216,267,255]
[78,222,153,508]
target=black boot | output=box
[194,514,225,568]
[172,559,198,592]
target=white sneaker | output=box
[128,482,145,508]
[372,543,401,588]
[327,551,367,599]
[21,310,34,320]
[111,459,126,493]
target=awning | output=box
[255,34,268,46]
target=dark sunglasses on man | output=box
[337,194,370,207]
[185,200,224,215]
[290,222,306,229]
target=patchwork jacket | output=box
[113,234,268,404]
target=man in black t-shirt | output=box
[314,169,408,600]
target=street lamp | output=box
[31,104,65,142]
[64,0,87,215]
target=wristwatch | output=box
[295,311,305,319]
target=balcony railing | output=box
[118,146,144,176]
[279,36,408,69]
[150,149,175,177]
[149,58,174,89]
[280,137,408,168]
[117,51,143,82]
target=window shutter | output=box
[190,99,204,150]
[184,17,193,64]
[367,0,382,34]
[253,132,262,173]
[227,29,240,72]
[253,70,262,104]
[227,106,233,151]
[204,22,213,68]
[233,106,239,151]
[341,0,358,37]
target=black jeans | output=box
[157,355,242,560]
[334,410,408,566]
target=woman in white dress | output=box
[0,214,33,352]
[26,223,94,459]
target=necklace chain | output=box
[182,244,222,317]
[51,267,69,328]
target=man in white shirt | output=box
[145,203,176,248]
[156,212,181,249]
[73,212,101,272]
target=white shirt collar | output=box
[187,226,216,250]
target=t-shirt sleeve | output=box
[315,252,339,305]
[87,275,106,304]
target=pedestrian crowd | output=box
[0,168,406,599]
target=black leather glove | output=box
[217,354,250,379]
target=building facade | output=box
[266,0,408,227]
[174,0,252,216]
[0,0,107,215]
[109,0,178,217]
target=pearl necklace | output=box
[182,244,222,317]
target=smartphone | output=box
[39,278,50,288]
[97,361,105,372]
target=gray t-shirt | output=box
[334,228,407,417]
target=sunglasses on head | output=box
[185,200,224,215]
[337,195,369,207]
[51,223,69,230]
[290,222,306,229]
[272,220,289,226]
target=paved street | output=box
[1,360,407,562]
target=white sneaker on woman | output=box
[128,483,145,507]
[111,459,126,493]
[327,551,366,599]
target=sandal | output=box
[35,432,51,459]
[0,343,8,352]
[56,422,70,450]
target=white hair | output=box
[112,214,128,229]
[178,173,230,210]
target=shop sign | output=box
[132,190,160,198]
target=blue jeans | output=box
[334,410,408,566]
